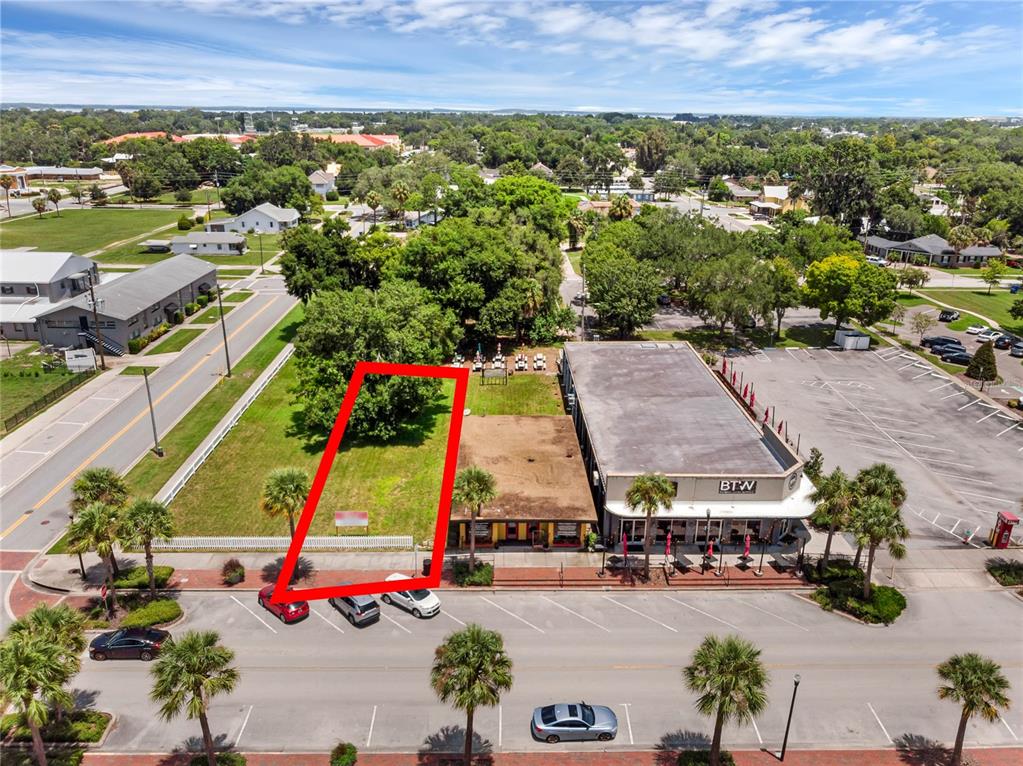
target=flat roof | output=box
[564,342,787,476]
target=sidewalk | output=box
[79,747,1023,766]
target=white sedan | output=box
[381,573,441,618]
[965,325,986,335]
[976,329,1003,342]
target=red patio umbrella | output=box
[706,538,714,559]
[750,390,756,408]
[722,358,728,374]
[665,531,672,558]
[777,420,784,434]
[731,370,738,387]
[622,531,629,553]
[742,382,749,400]
[743,534,751,558]
[762,407,770,424]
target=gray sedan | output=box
[531,703,618,743]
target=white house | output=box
[308,170,336,198]
[207,202,300,234]
[170,232,247,256]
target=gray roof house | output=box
[36,255,217,355]
[170,232,246,256]
[206,202,300,234]
[865,233,1002,266]
[308,170,336,197]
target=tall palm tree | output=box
[0,174,14,218]
[567,210,586,251]
[365,190,382,226]
[608,194,633,221]
[852,463,906,567]
[625,473,676,575]
[947,225,976,268]
[809,467,856,572]
[850,496,909,600]
[71,466,130,514]
[259,467,309,539]
[119,499,175,598]
[683,634,769,766]
[0,633,74,766]
[7,604,86,724]
[938,654,1012,766]
[67,502,121,618]
[431,624,513,765]
[391,180,410,229]
[150,631,239,766]
[452,466,497,573]
[46,188,62,217]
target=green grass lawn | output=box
[169,357,454,539]
[191,305,234,323]
[1,346,78,422]
[917,288,1022,334]
[124,304,304,500]
[566,248,582,273]
[244,232,283,259]
[222,290,253,303]
[464,373,563,416]
[0,209,181,253]
[217,268,256,276]
[120,366,158,376]
[935,265,1023,276]
[144,328,206,355]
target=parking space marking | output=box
[941,390,969,400]
[233,705,254,747]
[732,598,809,632]
[663,594,742,632]
[832,428,891,444]
[603,596,678,633]
[311,607,344,633]
[380,612,413,634]
[976,410,1001,423]
[996,422,1023,437]
[824,349,839,361]
[878,426,934,438]
[441,610,467,627]
[911,369,933,380]
[750,718,764,745]
[927,381,954,392]
[916,455,975,468]
[957,399,980,411]
[930,471,994,486]
[895,441,954,453]
[867,703,893,745]
[897,360,919,371]
[481,596,546,633]
[852,443,899,456]
[367,705,377,748]
[541,595,611,632]
[1000,715,1019,741]
[955,490,1017,504]
[620,703,634,745]
[229,595,278,634]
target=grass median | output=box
[145,328,206,355]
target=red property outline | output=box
[271,361,470,604]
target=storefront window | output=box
[553,522,579,545]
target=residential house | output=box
[0,251,99,341]
[865,233,1002,267]
[36,255,217,355]
[100,131,184,144]
[723,179,759,201]
[170,232,247,256]
[206,202,300,234]
[307,133,401,151]
[308,169,336,198]
[0,165,29,191]
[578,198,640,218]
[529,162,554,178]
[749,184,806,218]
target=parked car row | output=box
[261,573,442,626]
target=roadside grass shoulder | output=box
[120,366,159,376]
[144,328,206,355]
[222,290,253,303]
[192,305,234,323]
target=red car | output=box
[257,585,309,623]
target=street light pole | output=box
[142,368,163,457]
[216,287,232,377]
[755,535,767,577]
[780,674,801,761]
[703,508,712,574]
[580,259,586,341]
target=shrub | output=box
[197,295,209,308]
[987,558,1023,586]
[113,565,174,589]
[195,214,205,225]
[452,561,494,587]
[677,752,735,766]
[184,302,199,316]
[330,742,358,766]
[128,337,145,354]
[813,579,906,625]
[189,755,246,766]
[174,188,193,203]
[222,558,245,585]
[177,214,193,231]
[120,598,182,628]
[325,190,340,201]
[1,750,84,766]
[1,710,112,744]
[172,310,185,325]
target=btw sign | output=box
[718,479,758,494]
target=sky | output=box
[1,0,1021,117]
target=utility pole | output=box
[216,286,232,377]
[258,233,265,274]
[580,258,586,341]
[142,368,164,457]
[81,270,107,370]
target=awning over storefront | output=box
[605,475,816,521]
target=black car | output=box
[938,310,961,322]
[993,335,1018,350]
[941,351,972,366]
[922,336,959,349]
[89,627,170,661]
[934,341,966,354]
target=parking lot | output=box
[731,345,1023,547]
[73,588,1022,755]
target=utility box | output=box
[64,348,96,372]
[834,329,871,351]
[992,511,1019,549]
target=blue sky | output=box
[1,1,1021,116]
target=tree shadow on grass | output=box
[895,732,952,766]
[261,555,315,585]
[416,724,493,766]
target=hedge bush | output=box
[184,302,199,316]
[127,323,171,354]
[119,598,182,628]
[173,310,185,325]
[112,565,174,589]
[453,561,494,586]
[177,215,193,231]
[1,710,112,743]
[330,741,358,766]
[812,582,907,625]
[222,558,245,586]
[677,752,735,766]
[189,755,246,766]
[325,190,340,201]
[987,558,1023,586]
[197,295,209,308]
[2,750,84,766]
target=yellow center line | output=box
[0,296,281,539]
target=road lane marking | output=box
[541,595,610,632]
[380,612,413,634]
[663,594,742,632]
[603,596,677,633]
[311,607,344,633]
[867,703,893,745]
[620,703,634,745]
[1000,715,1018,741]
[733,598,810,632]
[13,450,49,455]
[750,717,763,745]
[480,596,545,633]
[230,595,278,634]
[441,610,466,627]
[366,705,377,747]
[233,705,254,747]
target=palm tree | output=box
[683,634,769,766]
[0,633,74,766]
[850,496,909,600]
[0,174,14,218]
[71,466,129,514]
[852,463,906,568]
[567,210,586,250]
[32,197,47,218]
[67,502,121,619]
[608,194,633,220]
[119,499,175,598]
[46,188,62,217]
[625,473,676,575]
[259,467,309,539]
[391,180,410,229]
[947,225,976,268]
[7,604,86,723]
[150,631,239,766]
[452,466,497,573]
[937,653,1011,766]
[809,467,856,572]
[431,624,513,765]
[365,190,382,226]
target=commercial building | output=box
[559,342,814,550]
[865,233,1002,267]
[0,251,99,341]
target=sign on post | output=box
[335,511,369,528]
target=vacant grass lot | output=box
[1,346,77,422]
[464,372,563,416]
[144,328,206,355]
[918,288,1022,335]
[0,209,180,253]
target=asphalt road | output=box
[75,588,1022,755]
[0,276,297,552]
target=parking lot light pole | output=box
[780,674,801,761]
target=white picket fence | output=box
[147,535,413,552]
